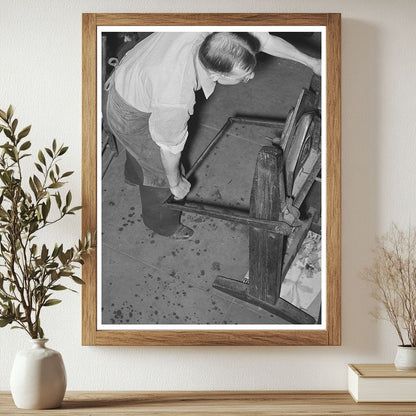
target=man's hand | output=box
[170,176,191,200]
[160,147,191,199]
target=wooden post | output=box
[249,146,286,304]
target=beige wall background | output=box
[0,0,415,390]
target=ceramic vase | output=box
[394,345,416,371]
[10,338,67,409]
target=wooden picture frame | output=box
[82,13,341,346]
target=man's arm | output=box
[148,105,192,199]
[160,147,191,200]
[260,34,321,76]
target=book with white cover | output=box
[348,364,416,402]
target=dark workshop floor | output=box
[100,32,322,326]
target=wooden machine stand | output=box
[167,75,322,325]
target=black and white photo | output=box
[99,28,324,328]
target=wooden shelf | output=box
[1,391,416,415]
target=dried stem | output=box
[363,224,416,346]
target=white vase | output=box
[394,345,416,371]
[10,338,67,409]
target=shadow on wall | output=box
[341,19,381,355]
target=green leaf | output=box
[58,250,67,264]
[29,222,39,234]
[41,244,48,262]
[17,125,31,140]
[43,299,62,307]
[6,105,14,122]
[50,285,68,291]
[37,190,47,200]
[33,175,43,192]
[31,244,38,256]
[48,182,64,189]
[58,146,68,156]
[69,206,82,213]
[0,173,9,186]
[61,171,74,178]
[55,192,62,208]
[52,139,57,152]
[0,142,12,150]
[4,129,12,140]
[0,109,7,122]
[65,191,72,207]
[51,244,59,258]
[56,244,63,258]
[19,153,30,161]
[38,150,46,165]
[29,177,38,197]
[34,163,43,173]
[71,276,85,285]
[41,202,50,220]
[11,119,18,133]
[19,140,31,151]
[38,325,44,339]
[45,148,53,158]
[0,317,13,327]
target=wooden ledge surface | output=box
[1,391,416,415]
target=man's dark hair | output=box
[198,32,261,74]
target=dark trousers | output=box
[125,151,181,236]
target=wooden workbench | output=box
[1,391,416,415]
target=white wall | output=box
[1,0,415,391]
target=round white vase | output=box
[10,339,67,409]
[394,345,416,371]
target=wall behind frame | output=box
[1,0,416,390]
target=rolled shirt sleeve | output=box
[148,104,190,154]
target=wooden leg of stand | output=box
[249,146,286,304]
[212,276,315,324]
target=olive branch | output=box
[0,105,94,339]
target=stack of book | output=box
[348,364,416,402]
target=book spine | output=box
[347,366,359,402]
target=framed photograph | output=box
[82,13,341,346]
